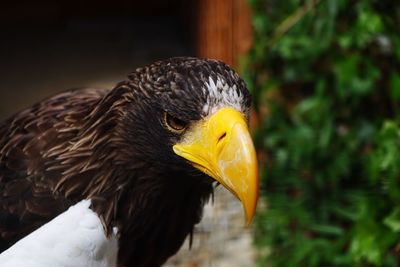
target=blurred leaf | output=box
[311,224,344,236]
[384,208,400,232]
[390,71,400,101]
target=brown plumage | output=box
[0,57,253,266]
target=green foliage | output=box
[244,0,400,266]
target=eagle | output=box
[0,57,258,266]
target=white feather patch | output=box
[202,76,244,116]
[0,200,119,267]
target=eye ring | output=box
[163,112,188,133]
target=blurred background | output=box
[0,0,252,120]
[1,0,400,266]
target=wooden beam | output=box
[196,0,252,67]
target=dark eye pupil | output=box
[166,113,186,131]
[171,117,185,129]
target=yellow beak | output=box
[173,107,259,225]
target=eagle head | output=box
[118,57,259,224]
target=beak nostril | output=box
[217,132,227,143]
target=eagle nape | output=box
[0,56,259,267]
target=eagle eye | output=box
[164,112,187,133]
